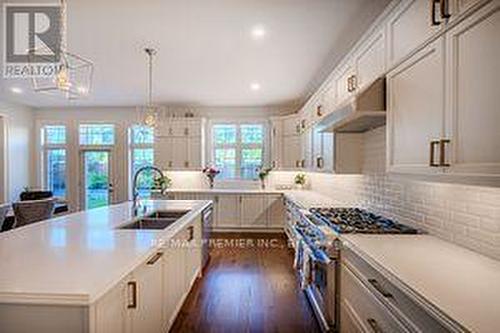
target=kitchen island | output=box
[0,200,211,333]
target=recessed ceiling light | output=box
[250,82,261,91]
[10,87,23,94]
[251,25,266,39]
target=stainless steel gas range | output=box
[285,199,419,333]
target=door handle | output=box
[431,0,442,26]
[429,140,440,167]
[439,139,451,167]
[440,0,451,19]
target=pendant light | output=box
[138,48,160,128]
[29,0,93,99]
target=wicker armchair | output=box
[0,203,9,231]
[12,198,56,228]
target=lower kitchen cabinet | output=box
[92,219,202,333]
[164,192,286,230]
[266,195,285,228]
[340,248,454,333]
[216,195,241,228]
[240,195,267,227]
[129,255,164,333]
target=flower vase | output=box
[260,179,266,190]
[209,178,214,189]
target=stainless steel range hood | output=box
[316,77,386,133]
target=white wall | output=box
[0,101,34,202]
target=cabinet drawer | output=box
[342,249,452,332]
[341,263,409,333]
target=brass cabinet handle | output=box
[184,161,189,168]
[316,156,324,169]
[368,279,393,298]
[187,226,194,242]
[168,161,173,168]
[431,0,441,26]
[367,318,383,333]
[439,139,451,167]
[430,140,440,167]
[127,281,137,309]
[347,76,352,92]
[146,252,163,265]
[440,0,451,19]
[351,75,357,91]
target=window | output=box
[79,124,115,145]
[129,125,154,198]
[41,125,67,198]
[212,122,265,180]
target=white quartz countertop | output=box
[0,200,211,305]
[342,234,500,333]
[283,190,346,209]
[164,188,283,194]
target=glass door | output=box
[80,150,113,210]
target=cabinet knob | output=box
[184,161,189,168]
[168,161,173,168]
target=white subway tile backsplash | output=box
[302,127,500,261]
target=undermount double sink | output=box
[119,210,191,230]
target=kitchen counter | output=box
[164,188,284,194]
[342,234,500,333]
[283,190,346,209]
[0,200,211,305]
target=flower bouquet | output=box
[294,172,307,190]
[202,166,220,189]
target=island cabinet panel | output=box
[93,277,129,333]
[128,254,164,333]
[0,304,88,333]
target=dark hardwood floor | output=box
[170,232,321,333]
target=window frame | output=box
[209,119,268,181]
[40,124,68,198]
[128,125,155,199]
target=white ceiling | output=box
[0,0,391,108]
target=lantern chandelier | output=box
[29,0,94,99]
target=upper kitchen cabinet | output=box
[444,0,500,176]
[281,114,302,168]
[154,118,205,170]
[353,27,386,91]
[312,127,334,172]
[387,37,445,174]
[387,0,444,68]
[270,117,283,168]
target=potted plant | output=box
[152,175,172,194]
[294,172,307,190]
[202,166,220,189]
[256,166,273,190]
